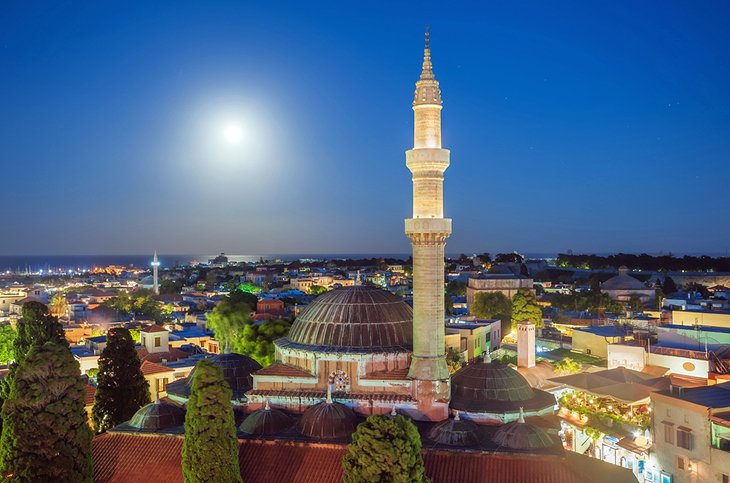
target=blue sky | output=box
[1,1,729,255]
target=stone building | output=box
[466,273,534,311]
[600,266,655,306]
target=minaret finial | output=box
[518,407,525,423]
[326,385,333,404]
[264,398,270,411]
[425,24,430,50]
[454,410,460,421]
[224,338,231,354]
[420,25,434,81]
[390,405,397,416]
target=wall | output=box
[672,310,730,329]
[648,352,709,378]
[607,344,646,371]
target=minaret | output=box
[151,251,160,295]
[406,28,451,419]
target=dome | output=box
[427,413,481,446]
[239,403,292,436]
[167,353,263,401]
[601,267,647,291]
[281,286,413,352]
[450,361,555,413]
[297,400,358,440]
[492,419,554,451]
[128,401,185,430]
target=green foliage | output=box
[103,290,170,323]
[206,296,253,349]
[342,414,428,483]
[550,288,624,314]
[511,288,543,329]
[182,360,241,483]
[494,252,524,264]
[233,318,291,366]
[445,280,466,296]
[553,357,582,375]
[237,282,263,294]
[49,293,69,319]
[228,289,258,310]
[471,291,513,339]
[662,276,678,295]
[309,285,327,295]
[0,341,93,482]
[92,328,150,433]
[128,328,141,344]
[628,295,644,312]
[683,282,710,299]
[445,347,463,374]
[159,279,184,295]
[0,324,16,365]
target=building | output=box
[671,309,730,329]
[651,383,730,483]
[572,325,632,359]
[466,273,534,311]
[600,266,655,307]
[256,299,284,317]
[445,319,500,362]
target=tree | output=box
[342,414,427,483]
[182,360,241,483]
[684,282,710,299]
[511,289,543,329]
[662,276,678,295]
[159,279,184,295]
[0,341,93,482]
[628,294,644,313]
[0,324,16,365]
[445,280,467,297]
[553,357,581,375]
[471,292,512,338]
[228,288,259,309]
[309,285,327,295]
[445,347,462,374]
[206,296,253,349]
[92,328,150,433]
[494,252,524,264]
[49,293,69,319]
[233,318,291,366]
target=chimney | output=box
[517,321,536,368]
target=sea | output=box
[0,253,562,273]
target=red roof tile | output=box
[84,384,96,406]
[142,324,168,333]
[141,360,174,376]
[253,363,314,378]
[92,433,636,483]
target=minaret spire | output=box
[151,251,161,295]
[406,29,451,422]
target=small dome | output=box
[427,413,481,446]
[239,405,292,436]
[601,268,647,291]
[297,401,358,440]
[128,402,185,430]
[492,420,554,451]
[281,286,413,352]
[167,353,263,401]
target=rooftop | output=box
[654,382,730,408]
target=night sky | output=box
[2,1,729,256]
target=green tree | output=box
[206,296,253,349]
[471,292,512,338]
[49,293,69,319]
[342,414,427,483]
[445,280,467,296]
[553,357,581,375]
[228,288,259,310]
[511,289,543,329]
[662,276,678,295]
[309,285,327,295]
[445,347,462,374]
[92,328,150,433]
[0,341,93,482]
[684,282,710,299]
[0,324,16,365]
[628,294,644,313]
[159,279,184,295]
[233,318,291,366]
[182,360,241,483]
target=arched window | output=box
[328,370,350,393]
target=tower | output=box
[406,29,451,420]
[517,322,536,368]
[151,251,160,295]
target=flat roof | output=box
[654,382,730,409]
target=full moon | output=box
[224,124,243,144]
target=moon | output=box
[224,124,243,144]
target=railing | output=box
[650,346,708,360]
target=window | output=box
[722,474,728,483]
[154,337,161,347]
[677,427,692,450]
[677,456,684,470]
[157,378,167,393]
[664,422,675,444]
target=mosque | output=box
[94,32,636,483]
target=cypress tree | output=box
[0,341,93,482]
[342,414,428,483]
[92,327,150,433]
[182,359,241,483]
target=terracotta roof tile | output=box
[141,360,174,376]
[252,363,313,378]
[142,324,168,333]
[92,433,636,483]
[84,384,96,406]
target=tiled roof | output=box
[141,360,174,376]
[253,363,313,378]
[361,367,410,380]
[142,324,168,333]
[247,389,416,403]
[138,348,190,363]
[84,384,96,406]
[92,433,637,483]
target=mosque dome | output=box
[450,361,555,413]
[239,403,293,436]
[167,353,263,401]
[426,412,481,446]
[297,400,358,440]
[492,419,554,451]
[281,286,413,352]
[601,266,647,291]
[128,401,185,430]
